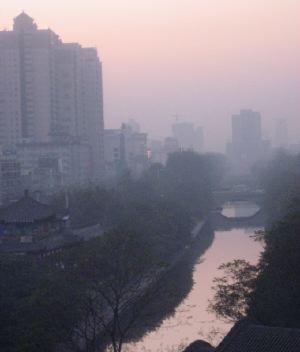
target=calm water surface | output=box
[125,203,263,352]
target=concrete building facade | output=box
[172,122,204,153]
[227,109,270,174]
[104,124,149,180]
[0,13,104,184]
[16,141,92,193]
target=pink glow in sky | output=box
[1,1,300,150]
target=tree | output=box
[254,151,300,224]
[67,230,161,352]
[210,152,300,327]
[52,186,117,229]
[163,151,225,217]
[249,211,300,327]
[0,255,81,352]
[210,207,300,328]
[209,259,258,322]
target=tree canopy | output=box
[210,152,300,328]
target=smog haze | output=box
[2,0,299,151]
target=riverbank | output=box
[114,220,215,351]
[95,218,213,352]
[126,226,262,351]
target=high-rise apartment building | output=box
[232,109,262,148]
[0,13,104,182]
[227,109,270,174]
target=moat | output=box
[125,201,263,351]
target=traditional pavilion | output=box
[0,191,63,244]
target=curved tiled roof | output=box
[183,340,215,352]
[0,193,56,224]
[183,319,300,352]
[216,319,300,352]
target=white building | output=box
[16,141,92,193]
[0,13,104,183]
[104,124,149,180]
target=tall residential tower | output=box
[0,13,104,182]
[227,109,270,174]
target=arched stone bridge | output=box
[211,188,266,230]
[213,189,265,207]
[209,208,265,231]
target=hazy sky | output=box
[1,1,300,151]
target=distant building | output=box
[148,139,164,164]
[16,140,92,193]
[103,129,123,180]
[172,122,194,150]
[227,109,270,174]
[172,122,204,152]
[126,119,141,133]
[148,137,180,165]
[274,119,289,149]
[0,13,104,182]
[104,124,149,180]
[0,158,22,205]
[289,142,300,155]
[164,137,180,156]
[194,127,204,153]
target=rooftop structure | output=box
[13,12,38,32]
[183,319,300,352]
[0,190,55,224]
[0,190,64,245]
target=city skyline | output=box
[1,1,299,151]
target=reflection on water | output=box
[125,226,262,351]
[221,201,260,218]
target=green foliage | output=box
[0,231,159,352]
[62,230,160,352]
[0,151,226,351]
[52,151,226,230]
[255,151,300,224]
[209,260,258,322]
[163,151,224,216]
[249,212,300,327]
[210,152,300,328]
[210,211,300,328]
[0,255,81,352]
[52,186,117,228]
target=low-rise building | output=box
[16,140,92,193]
[0,190,64,244]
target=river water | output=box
[125,201,263,352]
